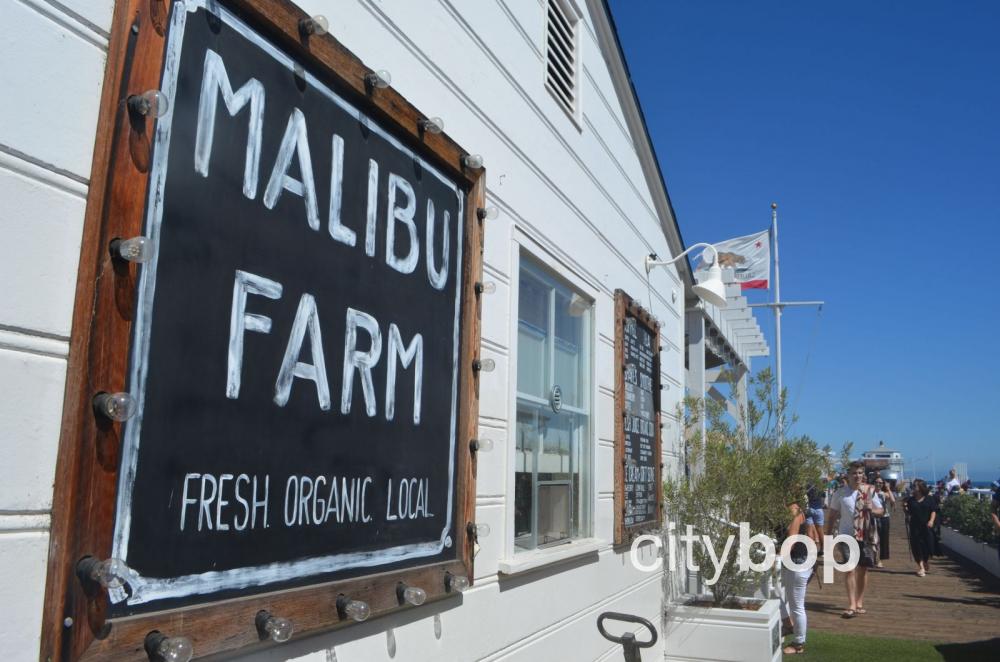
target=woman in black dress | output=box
[904,479,937,576]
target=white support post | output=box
[685,310,706,477]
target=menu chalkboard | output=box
[614,290,662,543]
[107,1,475,614]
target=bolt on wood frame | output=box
[39,1,484,659]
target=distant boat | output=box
[861,440,905,484]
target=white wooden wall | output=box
[0,1,687,659]
[0,1,114,658]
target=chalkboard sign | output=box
[102,0,480,613]
[42,1,483,658]
[614,290,662,544]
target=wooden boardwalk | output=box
[804,511,1000,646]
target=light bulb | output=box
[476,206,499,221]
[473,358,495,372]
[92,557,130,589]
[338,597,370,622]
[445,572,470,593]
[157,637,193,662]
[299,14,329,36]
[145,633,194,662]
[263,614,293,643]
[395,582,427,606]
[113,236,155,263]
[93,392,137,422]
[420,117,444,134]
[471,438,494,453]
[129,89,169,118]
[467,522,490,540]
[462,154,484,169]
[366,70,391,89]
[474,281,496,295]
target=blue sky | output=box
[607,0,1000,481]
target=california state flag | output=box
[696,229,770,290]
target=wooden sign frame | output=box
[40,1,483,659]
[613,290,663,545]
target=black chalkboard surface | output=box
[110,2,468,612]
[614,290,662,543]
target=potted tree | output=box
[663,370,829,662]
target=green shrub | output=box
[940,494,994,544]
[664,369,830,606]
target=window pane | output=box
[517,271,549,398]
[515,407,537,548]
[517,325,547,399]
[514,256,591,551]
[553,291,588,409]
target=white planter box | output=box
[940,527,1000,579]
[664,597,781,662]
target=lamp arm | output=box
[645,242,719,273]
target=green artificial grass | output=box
[783,630,1000,661]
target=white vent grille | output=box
[546,0,579,118]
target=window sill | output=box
[498,538,604,576]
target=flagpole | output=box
[747,202,825,444]
[772,202,783,443]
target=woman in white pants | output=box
[780,502,811,655]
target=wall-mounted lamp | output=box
[469,438,495,453]
[255,610,294,643]
[461,154,484,170]
[110,236,155,264]
[472,358,495,373]
[298,15,329,36]
[365,70,392,90]
[77,556,131,591]
[419,117,445,134]
[396,582,427,606]
[144,631,193,662]
[476,206,499,221]
[444,571,470,593]
[336,595,371,622]
[128,90,169,118]
[645,242,727,308]
[93,392,137,422]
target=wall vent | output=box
[546,0,580,119]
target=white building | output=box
[0,1,765,660]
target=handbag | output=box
[860,517,879,567]
[857,489,880,567]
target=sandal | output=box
[855,608,867,615]
[783,644,805,655]
[841,609,857,619]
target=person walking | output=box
[826,461,883,618]
[780,499,810,655]
[804,483,825,555]
[991,480,1000,567]
[904,478,937,576]
[874,478,894,568]
[945,469,961,494]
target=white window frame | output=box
[501,230,599,571]
[544,0,584,128]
